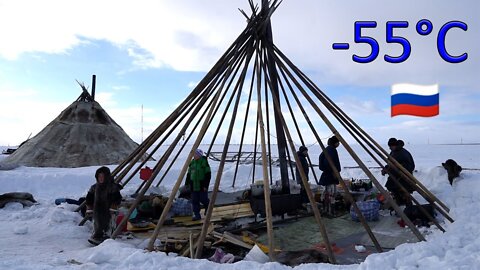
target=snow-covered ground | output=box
[0,144,479,269]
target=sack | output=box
[350,200,380,222]
[140,166,153,181]
[404,204,434,226]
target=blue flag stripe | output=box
[391,93,439,107]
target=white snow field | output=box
[0,144,479,269]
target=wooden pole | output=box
[154,89,219,187]
[155,45,253,188]
[206,55,252,153]
[112,80,220,239]
[284,142,296,183]
[109,10,259,189]
[126,91,212,191]
[258,43,336,263]
[274,45,451,215]
[262,0,289,192]
[255,48,276,261]
[277,75,320,185]
[91,74,96,100]
[194,43,256,259]
[117,29,257,190]
[275,65,384,251]
[252,110,260,184]
[299,72,453,223]
[271,48,425,241]
[232,64,256,187]
[113,86,204,186]
[344,118,445,232]
[114,34,252,239]
[145,40,250,248]
[111,20,256,182]
[350,131,445,231]
[145,87,224,250]
[261,42,385,259]
[264,75,273,185]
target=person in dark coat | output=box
[85,166,122,245]
[318,136,341,215]
[295,146,309,203]
[383,139,415,206]
[319,136,341,186]
[397,140,415,176]
[185,149,211,221]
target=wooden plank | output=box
[170,202,254,226]
[212,204,253,212]
[212,231,253,250]
[212,207,253,215]
[211,209,253,217]
[127,221,156,232]
[211,202,251,212]
[134,227,202,240]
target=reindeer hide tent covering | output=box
[2,99,140,168]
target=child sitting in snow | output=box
[85,166,122,245]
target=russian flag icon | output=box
[391,84,439,117]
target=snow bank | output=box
[0,144,479,269]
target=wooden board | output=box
[127,221,156,232]
[211,202,254,220]
[129,202,254,231]
[171,202,254,226]
[133,225,203,239]
[173,216,203,226]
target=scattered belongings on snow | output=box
[84,179,429,265]
[0,192,37,208]
[69,2,453,265]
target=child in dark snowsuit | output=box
[85,166,122,245]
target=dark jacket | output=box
[295,150,309,184]
[86,167,122,211]
[387,146,415,175]
[86,166,122,239]
[319,145,341,186]
[186,156,211,192]
[385,146,416,193]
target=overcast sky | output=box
[0,0,478,147]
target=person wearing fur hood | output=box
[85,166,122,245]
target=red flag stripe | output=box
[391,104,439,117]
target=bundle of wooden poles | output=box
[76,0,453,264]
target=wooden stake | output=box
[194,43,256,259]
[145,88,223,250]
[258,43,337,263]
[271,48,425,241]
[275,45,451,216]
[274,64,384,252]
[255,49,276,261]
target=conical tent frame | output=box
[108,0,453,264]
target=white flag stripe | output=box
[391,84,439,96]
